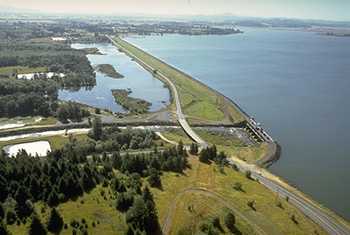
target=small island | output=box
[111,89,151,114]
[97,64,124,79]
[79,47,104,55]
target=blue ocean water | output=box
[126,29,350,221]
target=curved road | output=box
[107,35,350,235]
[107,35,207,149]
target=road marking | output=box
[258,175,343,235]
[290,194,341,235]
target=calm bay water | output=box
[58,44,170,113]
[126,29,350,221]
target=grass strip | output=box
[115,37,227,122]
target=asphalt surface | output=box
[107,35,207,149]
[108,35,350,235]
[230,160,350,235]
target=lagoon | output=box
[58,43,170,113]
[126,29,350,221]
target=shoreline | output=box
[118,36,279,165]
[112,36,350,230]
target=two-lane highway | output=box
[230,160,350,235]
[107,35,350,235]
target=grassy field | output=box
[36,116,57,125]
[114,37,237,123]
[156,155,327,234]
[228,104,245,123]
[7,185,128,235]
[193,128,269,163]
[220,143,270,163]
[213,164,327,234]
[161,132,193,146]
[167,192,259,235]
[6,154,327,235]
[0,65,46,78]
[194,129,247,148]
[162,127,269,163]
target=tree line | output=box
[0,77,91,119]
[0,77,58,117]
[0,127,190,234]
[87,117,159,153]
[0,39,96,118]
[0,41,95,87]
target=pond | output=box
[58,44,170,113]
[3,141,51,157]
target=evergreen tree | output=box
[177,141,186,156]
[142,186,154,204]
[88,116,103,140]
[5,208,17,225]
[46,207,64,233]
[189,143,198,155]
[126,192,159,233]
[125,198,148,232]
[116,192,134,212]
[224,211,236,231]
[199,148,210,163]
[147,168,161,188]
[47,190,59,207]
[30,177,40,201]
[28,214,47,235]
[0,202,4,219]
[110,177,120,193]
[111,152,121,169]
[0,175,7,201]
[0,220,10,235]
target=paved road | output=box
[107,35,207,149]
[107,35,350,235]
[230,160,350,235]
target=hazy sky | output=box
[1,0,350,21]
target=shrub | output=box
[218,165,225,174]
[231,164,239,171]
[224,212,236,228]
[247,200,255,209]
[232,182,242,191]
[245,170,252,179]
[276,201,282,208]
[290,213,297,223]
[211,216,221,229]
